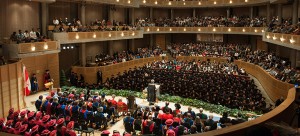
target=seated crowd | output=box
[267,17,300,35]
[168,42,300,84]
[136,16,266,27]
[105,59,266,112]
[94,47,163,66]
[51,17,138,32]
[10,28,49,43]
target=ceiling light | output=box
[198,28,201,31]
[71,46,74,49]
[245,0,248,2]
[132,32,135,36]
[183,2,186,5]
[63,46,66,50]
[127,0,130,4]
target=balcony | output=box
[143,27,265,35]
[2,41,60,58]
[52,30,144,44]
[263,32,300,50]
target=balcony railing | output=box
[263,32,300,50]
[3,41,60,58]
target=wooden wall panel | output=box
[155,34,166,50]
[21,53,60,90]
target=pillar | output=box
[80,43,86,66]
[108,41,114,55]
[130,8,135,25]
[108,5,114,23]
[79,3,86,25]
[150,34,154,49]
[150,8,153,21]
[250,6,254,19]
[290,49,296,68]
[296,51,300,67]
[277,4,282,24]
[41,3,49,36]
[226,8,230,18]
[292,0,299,25]
[267,3,271,23]
[193,8,196,18]
[129,39,135,51]
[170,9,174,20]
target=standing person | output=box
[31,74,38,93]
[97,69,103,84]
[44,70,51,91]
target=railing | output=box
[263,32,300,50]
[2,41,60,58]
[143,27,265,35]
[52,30,143,44]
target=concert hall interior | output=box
[0,0,300,136]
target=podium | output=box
[144,83,160,104]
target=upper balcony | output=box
[2,41,60,59]
[263,32,300,50]
[69,0,270,8]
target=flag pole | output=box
[22,63,27,108]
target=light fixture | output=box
[280,37,285,42]
[254,29,257,32]
[131,32,135,36]
[147,28,150,31]
[116,0,119,2]
[63,46,66,50]
[183,2,186,5]
[31,46,36,51]
[198,2,201,5]
[155,1,157,4]
[108,33,112,37]
[183,28,186,31]
[157,28,159,31]
[213,28,216,32]
[228,28,231,32]
[121,32,124,37]
[127,0,130,4]
[272,35,277,40]
[44,44,48,49]
[198,28,201,31]
[245,0,248,2]
[261,30,265,33]
[75,34,79,39]
[93,33,96,38]
[242,29,246,32]
[266,35,270,39]
[214,1,217,4]
[67,46,70,49]
[290,38,295,44]
[169,28,172,31]
[229,0,232,4]
[143,0,146,3]
[168,1,171,5]
[71,46,74,49]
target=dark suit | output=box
[147,84,156,103]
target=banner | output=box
[23,65,31,96]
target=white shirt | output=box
[29,31,37,39]
[53,19,59,25]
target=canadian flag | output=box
[23,65,31,96]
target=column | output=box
[250,6,254,19]
[108,5,114,23]
[130,8,135,25]
[289,49,296,68]
[226,8,230,18]
[292,0,299,25]
[193,8,196,18]
[150,8,153,21]
[277,4,282,24]
[150,34,154,49]
[129,39,135,51]
[108,41,114,55]
[296,51,300,67]
[41,3,49,36]
[170,9,174,20]
[80,3,86,25]
[80,43,86,66]
[267,3,271,23]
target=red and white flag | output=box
[23,65,31,96]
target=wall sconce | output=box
[242,29,246,32]
[147,28,150,31]
[31,46,36,51]
[93,33,96,38]
[228,28,231,32]
[127,0,130,4]
[44,44,48,49]
[183,28,186,31]
[116,0,119,2]
[63,46,66,50]
[198,2,201,5]
[266,35,270,39]
[121,32,124,37]
[290,38,295,44]
[261,30,265,33]
[75,34,79,39]
[198,28,201,31]
[254,29,258,32]
[280,37,285,42]
[168,1,171,5]
[183,2,186,5]
[71,46,74,49]
[131,32,135,36]
[143,0,146,3]
[272,35,277,40]
[169,28,172,31]
[157,28,160,31]
[108,33,112,37]
[214,1,217,4]
[155,1,157,4]
[213,28,216,32]
[245,0,248,2]
[229,0,232,4]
